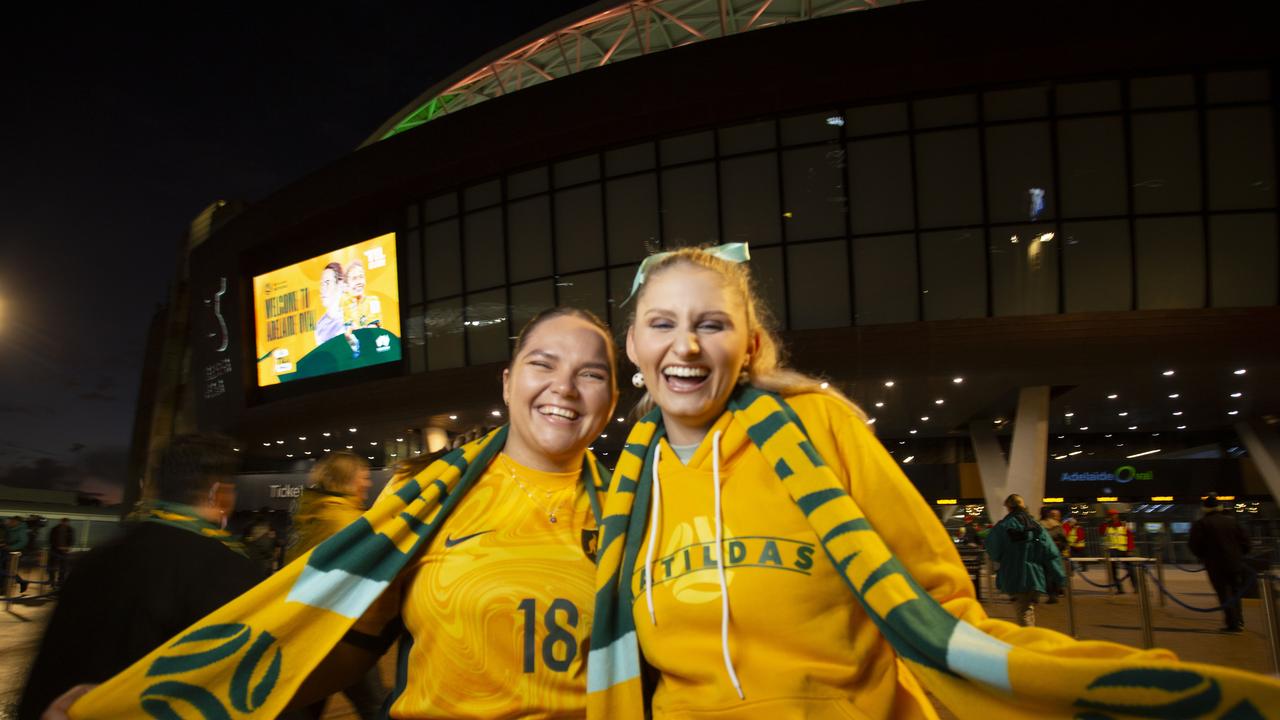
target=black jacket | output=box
[1188,510,1251,569]
[18,522,263,719]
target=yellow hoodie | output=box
[630,392,953,719]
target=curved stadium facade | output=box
[143,0,1280,531]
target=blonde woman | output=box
[587,245,1280,719]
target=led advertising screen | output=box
[253,233,401,386]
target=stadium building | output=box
[137,0,1280,550]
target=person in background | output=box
[48,518,75,590]
[4,515,31,594]
[987,495,1065,626]
[314,261,346,346]
[285,451,383,720]
[1038,507,1068,603]
[243,512,279,576]
[1189,494,1252,633]
[18,434,262,720]
[1100,508,1138,593]
[1062,514,1086,558]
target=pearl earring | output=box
[632,372,645,389]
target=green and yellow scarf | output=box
[587,388,1280,719]
[141,499,247,557]
[70,426,608,718]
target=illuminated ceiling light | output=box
[286,453,294,458]
[367,456,374,460]
[349,427,358,433]
[1128,425,1138,430]
[233,448,240,452]
[1172,411,1183,416]
[491,409,502,417]
[1037,232,1054,242]
[1234,368,1247,375]
[345,445,353,449]
[370,441,377,446]
[390,453,397,457]
[825,115,845,127]
[262,442,271,447]
[1228,410,1239,416]
[414,450,421,454]
[867,417,876,424]
[1118,412,1128,417]
[1079,426,1089,430]
[1069,450,1082,456]
[1009,234,1019,244]
[884,380,895,387]
[616,417,625,423]
[909,429,918,434]
[1064,412,1074,417]
[1116,443,1125,447]
[1128,448,1161,459]
[322,432,331,437]
[903,456,915,463]
[782,211,793,219]
[449,415,458,420]
[1162,370,1175,376]
[1151,433,1160,437]
[994,418,1004,424]
[275,440,284,445]
[1053,454,1068,460]
[1057,435,1065,439]
[953,376,964,384]
[935,399,944,405]
[601,433,608,438]
[899,441,906,445]
[396,437,404,442]
[323,448,330,452]
[1176,425,1186,430]
[1105,434,1113,437]
[920,416,929,422]
[819,381,829,389]
[298,436,307,441]
[1231,392,1243,398]
[304,451,312,455]
[1168,393,1179,399]
[1107,394,1118,399]
[875,401,884,408]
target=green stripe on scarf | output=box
[71,427,609,719]
[143,499,247,557]
[587,387,1280,719]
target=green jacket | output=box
[985,510,1065,594]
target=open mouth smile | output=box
[662,365,710,392]
[538,404,581,422]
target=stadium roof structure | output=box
[363,0,916,147]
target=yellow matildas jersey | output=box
[343,293,381,328]
[631,393,962,719]
[355,453,598,719]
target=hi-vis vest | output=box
[1104,523,1128,552]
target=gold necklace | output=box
[501,456,570,524]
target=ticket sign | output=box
[252,233,401,386]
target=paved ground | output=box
[1,567,1275,718]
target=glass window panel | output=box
[984,86,1048,121]
[1207,107,1276,210]
[1058,116,1128,218]
[464,179,501,210]
[1207,70,1270,104]
[853,234,918,325]
[554,155,599,188]
[406,229,423,304]
[849,136,913,234]
[1056,80,1121,115]
[608,264,640,328]
[1132,112,1201,214]
[750,245,786,329]
[463,208,504,290]
[425,192,457,222]
[554,185,605,273]
[1130,75,1195,109]
[406,202,420,229]
[720,153,781,245]
[606,174,659,264]
[990,223,1059,316]
[660,131,714,164]
[1062,220,1132,313]
[557,271,607,321]
[787,241,850,329]
[425,298,464,369]
[915,129,982,228]
[465,289,509,365]
[1210,213,1278,308]
[510,281,555,337]
[508,166,549,199]
[846,102,907,137]
[920,228,987,320]
[986,122,1054,223]
[605,142,655,177]
[913,94,977,129]
[781,146,846,241]
[661,163,719,247]
[424,219,461,300]
[406,308,425,373]
[781,111,841,145]
[718,120,776,155]
[507,196,553,282]
[1135,217,1205,309]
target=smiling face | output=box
[502,314,618,472]
[346,262,366,299]
[627,262,756,446]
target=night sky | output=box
[0,1,595,501]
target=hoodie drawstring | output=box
[711,430,744,699]
[644,443,662,626]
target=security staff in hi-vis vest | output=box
[1100,508,1139,593]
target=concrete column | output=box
[1235,419,1280,503]
[969,386,1050,520]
